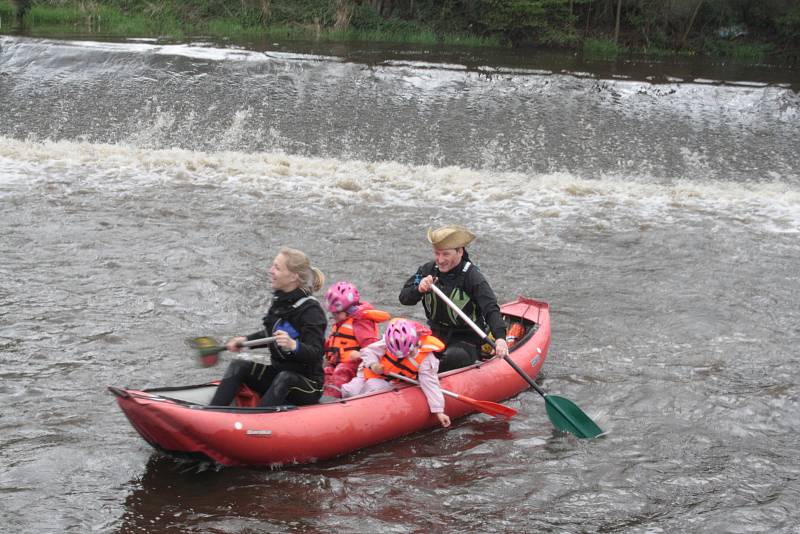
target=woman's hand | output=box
[226,336,247,353]
[369,362,384,375]
[273,330,298,352]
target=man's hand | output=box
[418,275,437,293]
[493,338,509,359]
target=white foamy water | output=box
[2,36,798,182]
[2,136,798,238]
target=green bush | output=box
[410,0,477,36]
[777,6,800,40]
[473,0,576,46]
[269,0,330,25]
[336,4,448,45]
[0,1,15,23]
[348,3,384,32]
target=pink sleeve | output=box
[418,355,445,414]
[360,339,385,367]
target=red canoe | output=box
[109,297,551,467]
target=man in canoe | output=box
[209,247,327,407]
[399,224,508,372]
[341,318,451,428]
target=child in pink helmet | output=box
[341,318,451,427]
[322,281,389,398]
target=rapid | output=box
[1,35,799,533]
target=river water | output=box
[1,35,799,533]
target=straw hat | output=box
[426,225,475,250]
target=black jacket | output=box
[399,253,506,344]
[246,288,327,383]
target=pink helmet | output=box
[325,281,360,313]
[384,319,419,358]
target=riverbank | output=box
[1,0,797,64]
[0,0,498,47]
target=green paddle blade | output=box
[544,395,604,439]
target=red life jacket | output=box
[324,307,390,364]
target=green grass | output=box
[638,46,676,57]
[583,37,620,59]
[703,39,772,62]
[259,24,321,40]
[204,17,265,39]
[25,5,83,26]
[440,33,500,47]
[1,1,498,47]
[325,28,499,47]
[327,27,435,45]
[18,2,185,37]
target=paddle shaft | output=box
[429,284,603,438]
[388,371,490,403]
[197,336,279,358]
[428,285,546,396]
[212,336,280,353]
[237,336,279,349]
[386,372,516,418]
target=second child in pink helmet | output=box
[322,281,390,399]
[341,318,451,428]
[383,319,420,358]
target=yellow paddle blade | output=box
[189,337,224,367]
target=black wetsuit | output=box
[210,287,327,407]
[399,252,506,372]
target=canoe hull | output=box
[110,297,550,466]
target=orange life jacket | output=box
[506,322,526,348]
[362,334,445,380]
[324,308,390,364]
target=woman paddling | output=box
[209,247,327,408]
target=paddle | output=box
[190,336,278,367]
[429,284,603,438]
[386,372,517,419]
